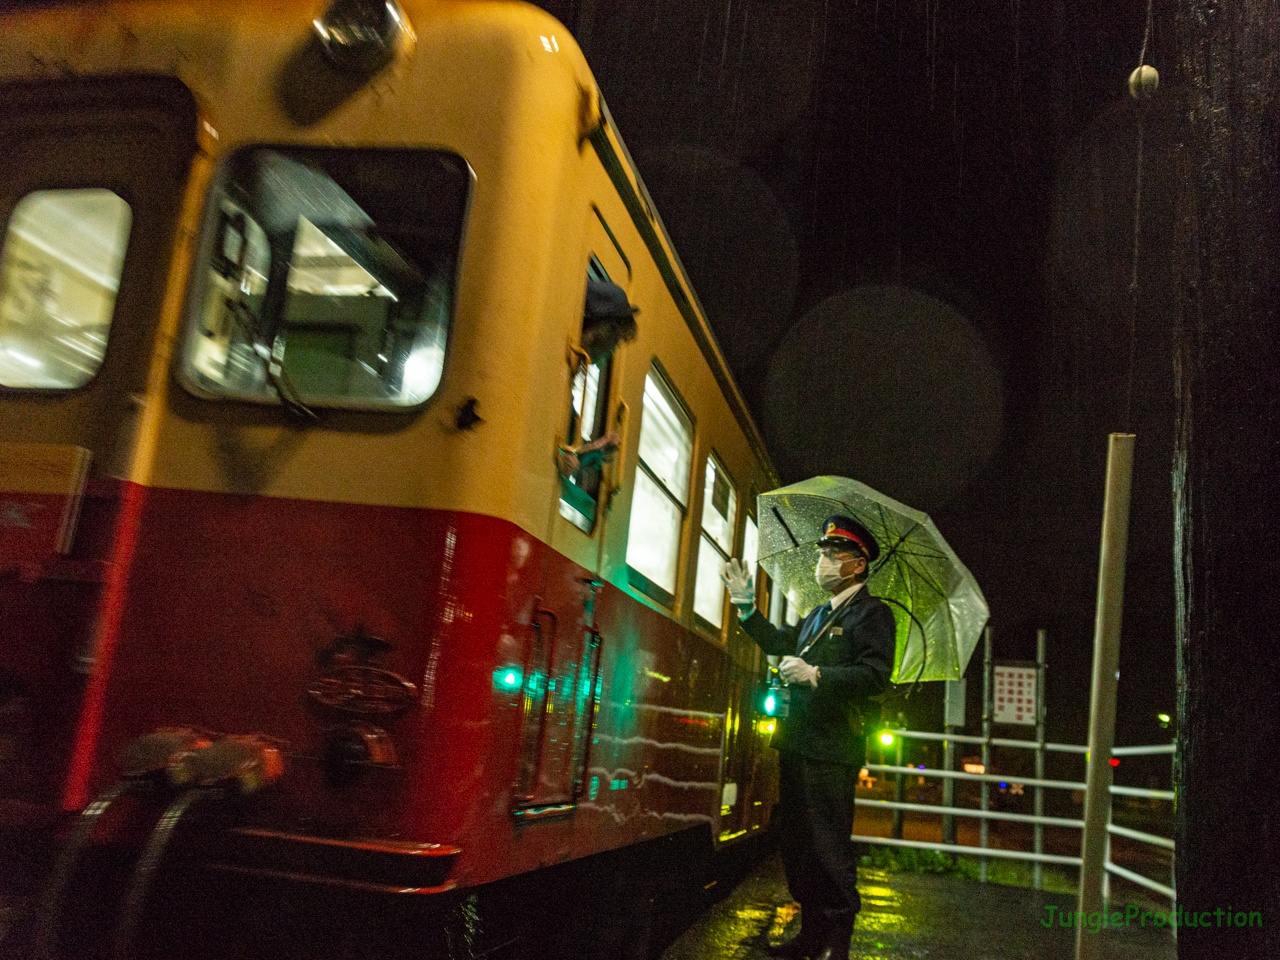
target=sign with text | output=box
[994,665,1037,725]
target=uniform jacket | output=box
[740,587,896,767]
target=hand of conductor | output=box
[720,558,755,617]
[779,655,819,689]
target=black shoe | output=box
[762,935,817,958]
[807,930,852,959]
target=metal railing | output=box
[851,729,1176,905]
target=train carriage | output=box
[0,1,781,955]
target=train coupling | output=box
[117,728,284,795]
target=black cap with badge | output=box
[817,515,880,563]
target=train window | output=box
[181,147,471,410]
[693,455,737,629]
[768,577,785,628]
[0,189,132,388]
[744,513,766,619]
[559,258,618,532]
[743,513,759,571]
[784,593,802,626]
[625,365,693,606]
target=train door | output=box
[0,78,196,821]
[513,210,631,811]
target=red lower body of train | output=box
[1,477,774,958]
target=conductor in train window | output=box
[722,517,896,960]
[556,279,637,478]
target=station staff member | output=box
[721,516,896,960]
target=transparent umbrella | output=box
[757,476,988,684]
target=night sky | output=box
[539,0,1177,769]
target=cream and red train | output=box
[0,0,780,954]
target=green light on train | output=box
[494,666,522,690]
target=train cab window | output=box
[181,147,471,409]
[693,455,737,630]
[625,365,693,607]
[0,189,132,388]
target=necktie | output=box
[800,603,832,652]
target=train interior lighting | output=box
[693,455,737,628]
[0,189,132,388]
[625,367,694,603]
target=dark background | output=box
[537,0,1178,766]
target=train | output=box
[0,1,786,956]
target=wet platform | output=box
[661,854,1177,960]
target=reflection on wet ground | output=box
[662,854,1176,960]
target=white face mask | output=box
[815,555,848,592]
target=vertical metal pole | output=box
[1075,433,1135,960]
[1171,746,1177,924]
[980,626,992,883]
[892,729,904,839]
[942,679,963,846]
[1034,628,1047,891]
[941,732,955,844]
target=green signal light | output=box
[763,693,777,716]
[879,732,895,746]
[1157,713,1171,724]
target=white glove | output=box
[719,558,755,611]
[779,656,819,689]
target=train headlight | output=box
[314,0,414,73]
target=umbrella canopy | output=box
[757,476,988,684]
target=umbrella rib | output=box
[871,519,923,577]
[899,548,926,679]
[884,546,952,561]
[896,554,948,596]
[770,506,800,549]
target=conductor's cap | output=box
[818,515,879,562]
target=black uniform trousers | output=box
[778,751,862,940]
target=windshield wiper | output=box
[224,297,317,420]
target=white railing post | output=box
[1075,434,1135,960]
[1034,627,1047,891]
[980,626,993,882]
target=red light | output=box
[1108,758,1120,767]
